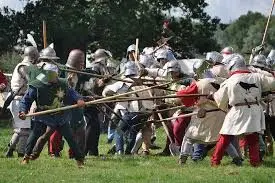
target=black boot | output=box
[232,157,243,166]
[5,145,14,158]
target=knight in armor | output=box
[247,54,274,159]
[79,48,112,156]
[30,49,86,158]
[5,46,39,157]
[19,63,85,167]
[27,46,64,158]
[140,48,177,78]
[103,61,151,154]
[119,44,138,75]
[65,49,86,158]
[178,52,242,165]
[210,54,275,167]
[265,50,275,157]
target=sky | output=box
[0,0,273,23]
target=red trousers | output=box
[172,115,191,146]
[211,133,260,167]
[48,131,62,155]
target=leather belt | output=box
[234,101,259,108]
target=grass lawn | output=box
[0,121,275,183]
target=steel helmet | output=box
[65,49,85,70]
[93,49,112,63]
[206,51,223,65]
[251,54,268,69]
[39,46,60,60]
[166,60,181,73]
[23,46,39,63]
[221,46,234,55]
[126,44,139,59]
[225,54,247,72]
[266,49,275,68]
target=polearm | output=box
[56,65,170,84]
[261,0,275,45]
[150,109,221,124]
[43,20,47,48]
[25,81,172,117]
[91,94,207,104]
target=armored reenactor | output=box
[19,63,85,168]
[5,46,39,157]
[247,54,274,160]
[65,49,86,158]
[80,48,112,156]
[178,52,241,165]
[211,54,275,167]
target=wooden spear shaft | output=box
[25,81,172,117]
[58,67,170,83]
[151,109,220,123]
[262,0,275,45]
[148,89,174,143]
[43,20,47,48]
[91,94,207,104]
[135,38,141,70]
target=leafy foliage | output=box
[0,0,220,61]
[214,11,275,54]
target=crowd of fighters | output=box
[2,41,275,168]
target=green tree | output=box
[1,0,220,60]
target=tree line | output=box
[0,0,220,62]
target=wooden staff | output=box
[58,67,170,84]
[135,38,141,70]
[43,20,47,48]
[151,109,220,123]
[91,94,207,104]
[25,81,172,117]
[148,89,179,156]
[261,0,275,45]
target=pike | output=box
[43,20,47,48]
[90,94,207,104]
[25,81,173,117]
[147,89,180,156]
[261,0,275,46]
[52,61,170,84]
[151,109,221,124]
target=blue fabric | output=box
[115,112,146,153]
[192,144,205,160]
[19,84,82,128]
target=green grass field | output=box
[0,121,275,183]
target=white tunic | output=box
[9,58,33,128]
[184,78,226,143]
[214,72,275,135]
[10,58,32,94]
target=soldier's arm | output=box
[213,81,229,111]
[261,74,275,92]
[19,86,37,113]
[18,65,28,82]
[145,68,166,78]
[66,88,83,104]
